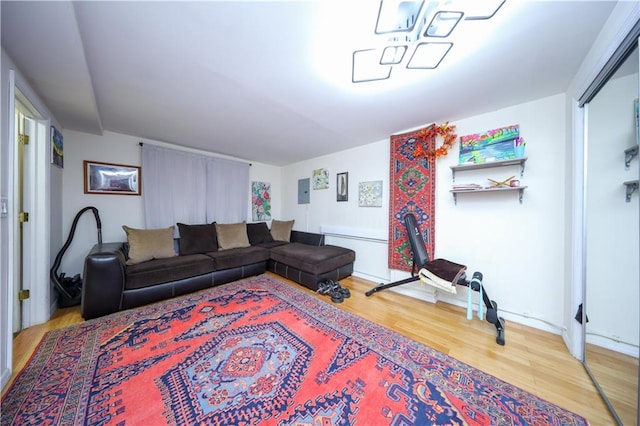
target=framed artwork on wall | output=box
[459,124,520,164]
[83,160,141,195]
[252,181,271,221]
[312,168,329,189]
[50,126,63,168]
[359,180,383,207]
[337,172,348,201]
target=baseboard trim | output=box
[1,367,11,392]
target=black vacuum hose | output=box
[50,206,102,299]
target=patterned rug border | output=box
[2,275,587,425]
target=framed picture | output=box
[312,168,329,189]
[459,124,520,164]
[251,181,271,221]
[337,172,348,201]
[50,125,63,168]
[359,180,383,207]
[83,160,141,195]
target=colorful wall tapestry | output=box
[389,127,436,271]
[251,181,271,221]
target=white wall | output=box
[585,71,639,355]
[281,140,393,287]
[1,46,14,395]
[60,130,143,277]
[60,130,282,277]
[282,94,569,333]
[438,95,568,331]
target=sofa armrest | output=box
[81,242,126,320]
[290,230,325,247]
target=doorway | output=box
[10,84,52,333]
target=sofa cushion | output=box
[269,243,355,275]
[122,225,177,265]
[270,219,294,242]
[177,222,217,255]
[247,222,274,245]
[125,254,215,290]
[207,246,270,270]
[253,240,289,249]
[216,222,250,250]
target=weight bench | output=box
[366,213,505,345]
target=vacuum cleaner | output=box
[50,206,102,308]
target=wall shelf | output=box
[450,186,527,204]
[450,157,527,182]
[624,180,639,202]
[624,145,638,169]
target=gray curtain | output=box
[141,144,249,230]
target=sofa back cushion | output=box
[177,222,218,255]
[215,222,250,250]
[247,222,274,245]
[271,219,294,242]
[122,225,177,265]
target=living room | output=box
[1,1,639,424]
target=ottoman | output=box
[268,242,356,291]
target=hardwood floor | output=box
[4,273,632,424]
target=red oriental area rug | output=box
[2,275,587,425]
[389,127,436,271]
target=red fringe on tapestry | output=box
[388,126,436,271]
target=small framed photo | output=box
[359,180,383,207]
[337,172,348,202]
[83,160,141,195]
[50,125,63,168]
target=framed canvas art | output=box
[312,168,329,189]
[337,172,348,201]
[50,126,63,168]
[84,160,141,195]
[359,180,383,207]
[252,181,271,221]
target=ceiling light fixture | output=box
[407,42,452,69]
[380,45,408,65]
[353,49,393,83]
[352,0,505,83]
[375,0,424,34]
[425,11,463,37]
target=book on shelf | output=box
[451,183,483,190]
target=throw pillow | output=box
[270,219,294,242]
[177,222,217,255]
[247,222,274,245]
[215,222,250,250]
[122,225,177,265]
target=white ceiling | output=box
[1,1,616,166]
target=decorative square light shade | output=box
[462,0,505,20]
[351,0,505,82]
[407,42,452,69]
[352,49,392,83]
[424,11,463,37]
[380,45,408,65]
[375,0,424,34]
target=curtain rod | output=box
[139,141,252,166]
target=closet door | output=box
[584,42,639,426]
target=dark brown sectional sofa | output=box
[81,222,355,319]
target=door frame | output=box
[8,71,51,331]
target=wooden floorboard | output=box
[4,273,635,424]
